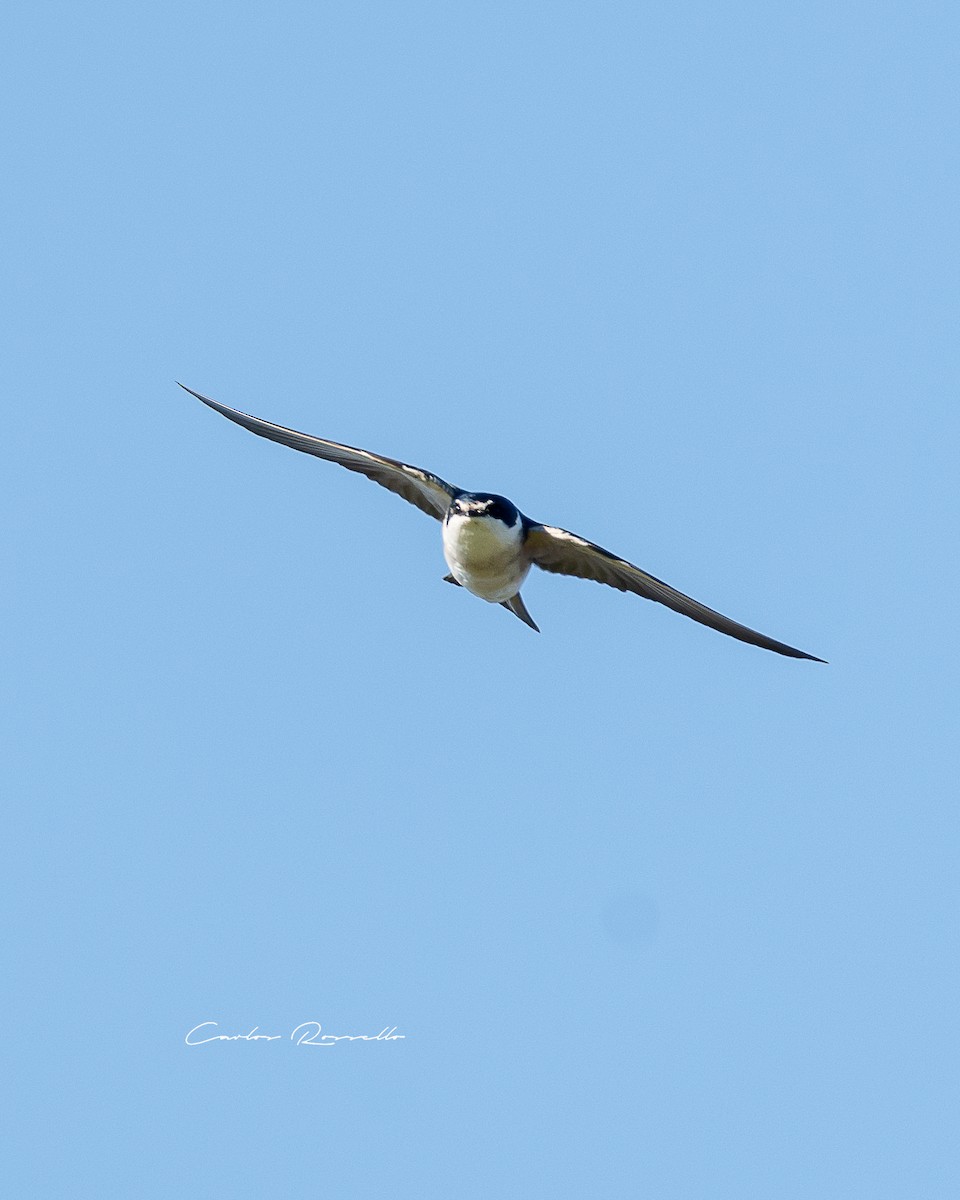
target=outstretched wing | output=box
[524,522,824,661]
[180,384,458,520]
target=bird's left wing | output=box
[179,384,457,520]
[524,522,825,661]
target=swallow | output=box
[180,384,824,661]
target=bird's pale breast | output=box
[442,514,530,603]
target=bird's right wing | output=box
[180,384,458,520]
[524,522,825,661]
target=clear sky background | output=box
[4,1,958,1196]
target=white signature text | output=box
[185,1021,405,1047]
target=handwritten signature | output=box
[185,1021,405,1047]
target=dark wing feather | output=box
[180,384,457,520]
[524,523,825,661]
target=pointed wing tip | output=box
[789,647,827,663]
[177,381,209,404]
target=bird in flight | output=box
[181,384,824,661]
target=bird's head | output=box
[448,492,521,527]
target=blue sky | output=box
[4,1,958,1195]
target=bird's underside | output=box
[180,383,825,661]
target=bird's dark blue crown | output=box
[451,492,520,527]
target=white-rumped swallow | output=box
[181,384,824,661]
